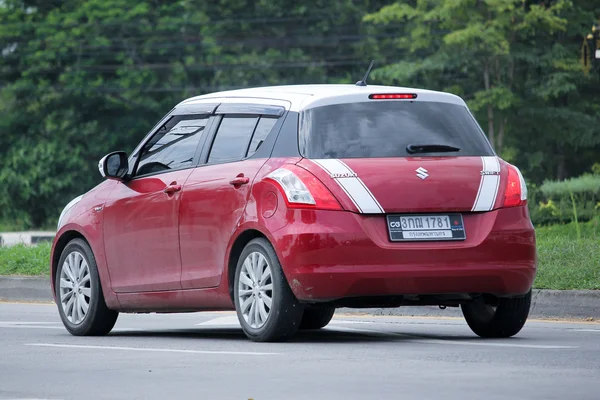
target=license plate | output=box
[386,214,466,242]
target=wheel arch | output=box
[51,230,89,296]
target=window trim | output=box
[215,103,285,117]
[130,114,217,180]
[127,103,219,170]
[126,99,290,178]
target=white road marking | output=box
[330,319,372,325]
[0,321,60,324]
[25,343,279,356]
[0,325,65,330]
[574,329,600,333]
[195,316,240,326]
[0,322,64,330]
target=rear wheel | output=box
[461,290,532,338]
[299,306,335,330]
[55,238,118,336]
[234,238,304,342]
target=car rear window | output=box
[299,101,494,158]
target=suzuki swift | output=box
[51,84,536,342]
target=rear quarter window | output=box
[299,101,494,158]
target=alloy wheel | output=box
[59,251,91,324]
[237,251,273,329]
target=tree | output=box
[365,0,600,181]
[0,0,387,227]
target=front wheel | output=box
[55,238,118,336]
[234,238,304,342]
[461,290,532,338]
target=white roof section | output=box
[179,84,467,112]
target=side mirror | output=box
[98,151,129,181]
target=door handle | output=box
[229,175,250,186]
[163,184,182,194]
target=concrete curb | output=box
[0,276,54,303]
[1,276,598,319]
[0,231,55,247]
[339,289,600,320]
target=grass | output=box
[0,242,51,276]
[0,219,598,290]
[534,217,600,290]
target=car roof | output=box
[178,84,467,113]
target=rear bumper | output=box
[270,206,536,302]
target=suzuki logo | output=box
[416,167,429,180]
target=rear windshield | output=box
[299,101,494,158]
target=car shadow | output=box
[106,326,523,344]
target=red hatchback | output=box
[51,85,536,342]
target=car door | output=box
[179,103,285,289]
[103,114,212,293]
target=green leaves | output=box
[0,0,393,228]
[0,0,598,228]
[468,86,519,111]
[365,0,599,183]
[363,2,421,24]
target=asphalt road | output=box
[0,302,599,400]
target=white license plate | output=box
[386,214,466,242]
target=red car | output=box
[51,84,536,342]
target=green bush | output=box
[529,173,600,226]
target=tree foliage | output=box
[365,0,600,180]
[0,0,599,228]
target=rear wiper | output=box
[406,144,461,154]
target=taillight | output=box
[266,165,342,211]
[503,164,528,207]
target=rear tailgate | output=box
[298,156,507,214]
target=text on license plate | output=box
[386,214,466,241]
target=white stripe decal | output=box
[472,156,501,211]
[311,159,384,214]
[337,159,385,213]
[310,159,363,212]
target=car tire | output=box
[55,238,118,336]
[299,306,335,330]
[234,238,304,342]
[461,290,532,338]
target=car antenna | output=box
[355,60,375,87]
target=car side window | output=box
[135,115,208,177]
[208,116,259,163]
[247,117,278,157]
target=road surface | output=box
[0,302,599,400]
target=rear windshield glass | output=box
[299,101,494,158]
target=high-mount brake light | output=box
[266,165,342,211]
[503,164,528,208]
[369,93,417,100]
